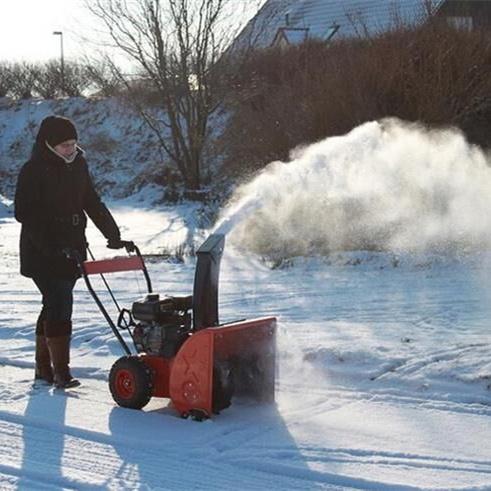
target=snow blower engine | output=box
[131,294,193,358]
[76,234,276,420]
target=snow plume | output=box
[215,119,491,258]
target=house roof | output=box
[234,0,447,50]
[272,27,310,46]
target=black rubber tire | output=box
[109,356,153,410]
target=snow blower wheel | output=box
[109,356,153,409]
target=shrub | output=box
[83,59,121,97]
[86,132,118,154]
[9,62,37,99]
[61,61,91,97]
[221,21,491,178]
[0,62,14,97]
[32,60,61,99]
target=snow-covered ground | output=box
[1,200,491,490]
[2,118,491,490]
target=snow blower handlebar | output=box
[82,241,152,294]
[72,241,151,356]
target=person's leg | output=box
[32,279,53,384]
[33,277,80,388]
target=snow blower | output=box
[75,234,276,420]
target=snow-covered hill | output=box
[0,97,172,202]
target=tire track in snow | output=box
[371,344,489,380]
[0,462,107,491]
[0,409,180,454]
[0,418,116,490]
[214,414,491,486]
[278,381,491,417]
[225,457,423,491]
[207,403,491,489]
[5,383,488,490]
[0,413,339,491]
[0,374,120,413]
[237,445,491,476]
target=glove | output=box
[122,240,136,253]
[107,238,124,249]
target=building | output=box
[438,0,491,31]
[235,0,490,51]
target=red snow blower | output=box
[75,234,276,420]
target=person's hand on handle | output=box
[107,238,135,253]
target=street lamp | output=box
[53,31,64,95]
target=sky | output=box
[0,0,90,62]
[0,0,264,64]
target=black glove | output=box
[107,238,123,249]
[122,240,136,253]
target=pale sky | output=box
[0,0,92,62]
[0,0,263,64]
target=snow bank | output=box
[216,119,491,258]
[0,195,12,219]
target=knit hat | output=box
[36,115,78,148]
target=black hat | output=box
[36,115,78,148]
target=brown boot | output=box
[46,335,80,389]
[35,334,54,384]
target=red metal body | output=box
[140,317,277,417]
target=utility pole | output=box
[52,31,64,95]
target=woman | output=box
[15,115,123,389]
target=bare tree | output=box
[31,60,91,99]
[0,62,14,98]
[83,58,121,97]
[9,62,37,99]
[62,62,91,97]
[32,61,62,99]
[86,0,257,191]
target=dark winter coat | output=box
[14,144,120,279]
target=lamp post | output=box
[52,31,64,95]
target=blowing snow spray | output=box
[214,118,491,259]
